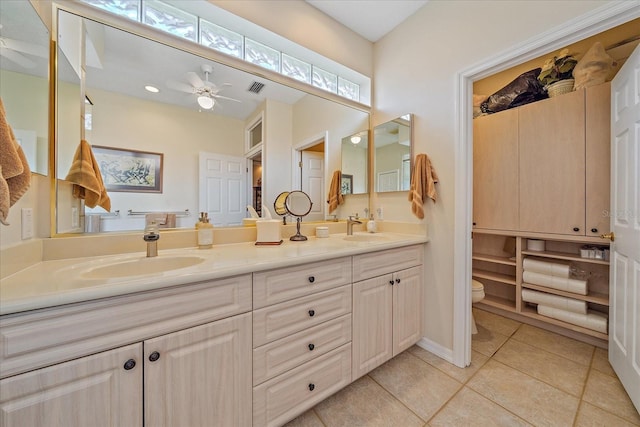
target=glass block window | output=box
[82,0,140,20]
[282,54,311,84]
[312,66,337,93]
[338,77,359,101]
[200,19,243,58]
[245,38,280,72]
[142,0,196,41]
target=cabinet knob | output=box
[308,309,315,317]
[308,343,315,351]
[573,227,580,232]
[308,383,315,391]
[308,276,315,283]
[395,278,401,284]
[472,222,476,226]
[389,280,395,286]
[123,359,136,371]
[591,228,598,233]
[149,351,160,362]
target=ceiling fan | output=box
[166,64,241,110]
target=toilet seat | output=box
[472,279,485,303]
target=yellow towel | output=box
[408,153,439,219]
[326,170,344,214]
[0,98,31,225]
[65,140,111,211]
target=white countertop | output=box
[0,232,427,315]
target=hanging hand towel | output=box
[65,140,111,211]
[0,98,31,225]
[408,153,438,219]
[327,170,344,213]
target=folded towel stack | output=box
[537,305,608,334]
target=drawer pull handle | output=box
[149,351,160,362]
[123,359,136,371]
[308,276,315,283]
[573,227,580,232]
[395,278,401,284]
[308,343,315,351]
[591,228,598,233]
[308,383,315,391]
[389,280,394,286]
[308,310,315,317]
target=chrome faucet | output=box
[346,215,362,235]
[143,222,160,257]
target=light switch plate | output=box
[21,208,33,239]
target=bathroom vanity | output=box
[0,233,426,426]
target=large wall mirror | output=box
[373,114,412,193]
[0,0,50,176]
[341,130,368,195]
[54,4,369,235]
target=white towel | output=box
[537,305,607,334]
[523,271,588,295]
[522,289,587,314]
[523,258,570,278]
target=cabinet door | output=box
[0,343,142,427]
[352,276,393,380]
[393,266,423,355]
[144,313,252,427]
[519,89,586,235]
[585,82,611,237]
[473,108,519,230]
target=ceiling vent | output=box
[248,81,265,94]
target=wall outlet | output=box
[377,207,383,220]
[71,207,79,228]
[21,208,33,239]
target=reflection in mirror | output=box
[54,6,369,235]
[0,0,49,175]
[341,131,367,195]
[374,114,412,193]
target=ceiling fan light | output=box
[145,85,159,93]
[197,95,214,110]
[351,135,362,144]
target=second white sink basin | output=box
[343,233,390,242]
[81,256,205,279]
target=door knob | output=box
[600,232,615,241]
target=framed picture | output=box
[93,146,163,193]
[341,174,353,195]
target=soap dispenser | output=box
[196,212,214,249]
[367,214,377,233]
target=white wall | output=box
[263,99,293,210]
[373,0,615,350]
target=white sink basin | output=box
[81,256,205,279]
[343,233,390,242]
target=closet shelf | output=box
[472,253,517,266]
[520,306,609,341]
[475,296,516,313]
[522,250,609,265]
[472,269,516,285]
[522,283,609,306]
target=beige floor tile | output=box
[467,359,579,426]
[471,323,510,357]
[493,339,588,396]
[511,324,594,366]
[283,410,325,427]
[429,386,532,427]
[473,308,522,336]
[575,401,639,427]
[591,347,616,377]
[369,351,462,421]
[313,375,424,427]
[409,345,489,383]
[582,369,640,425]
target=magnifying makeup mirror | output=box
[273,191,290,224]
[285,191,313,241]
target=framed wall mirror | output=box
[0,0,50,176]
[53,3,369,235]
[341,130,368,195]
[373,114,412,193]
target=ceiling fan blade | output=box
[166,79,195,94]
[211,94,241,103]
[0,37,48,58]
[0,47,36,68]
[185,71,204,88]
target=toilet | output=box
[471,279,485,334]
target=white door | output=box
[377,170,399,192]
[609,44,640,412]
[199,152,246,227]
[301,150,324,221]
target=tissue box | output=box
[256,220,282,245]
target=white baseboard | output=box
[416,337,457,366]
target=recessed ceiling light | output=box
[145,85,159,93]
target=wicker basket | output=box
[547,79,575,97]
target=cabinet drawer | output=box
[0,275,252,378]
[253,258,351,308]
[353,245,424,282]
[253,285,351,347]
[253,343,351,427]
[253,314,351,385]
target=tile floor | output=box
[284,308,640,427]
